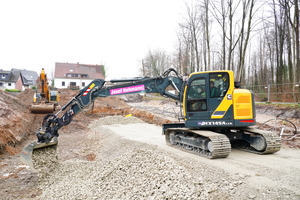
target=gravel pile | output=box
[35,116,243,199]
[38,147,207,199]
[88,115,144,127]
[32,147,58,178]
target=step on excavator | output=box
[30,68,60,114]
[20,69,281,168]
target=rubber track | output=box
[234,128,282,154]
[165,128,231,159]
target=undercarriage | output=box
[164,127,281,159]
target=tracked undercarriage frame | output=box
[164,126,281,159]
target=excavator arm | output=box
[37,74,183,143]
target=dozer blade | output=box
[30,104,55,114]
[20,137,58,169]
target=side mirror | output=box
[234,81,241,88]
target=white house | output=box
[54,62,105,89]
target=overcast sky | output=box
[0,0,184,79]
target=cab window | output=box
[209,72,229,98]
[188,78,206,99]
[187,78,207,111]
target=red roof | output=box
[54,62,105,79]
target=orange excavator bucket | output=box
[30,103,55,114]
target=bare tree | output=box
[236,0,256,82]
[174,26,193,75]
[281,0,300,101]
[141,49,171,77]
[177,1,203,73]
[202,0,212,71]
[210,0,243,71]
[210,0,227,70]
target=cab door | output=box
[185,73,210,120]
[184,71,231,122]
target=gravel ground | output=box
[34,116,234,200]
[32,115,300,200]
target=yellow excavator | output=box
[30,68,60,114]
[20,69,281,168]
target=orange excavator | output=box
[30,68,60,114]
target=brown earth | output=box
[0,90,299,199]
[0,90,36,156]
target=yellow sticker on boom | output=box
[90,83,95,89]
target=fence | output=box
[244,83,300,103]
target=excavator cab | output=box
[183,71,255,128]
[49,89,60,102]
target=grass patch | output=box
[5,89,21,92]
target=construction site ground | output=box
[0,89,300,199]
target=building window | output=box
[1,75,5,79]
[82,82,85,87]
[70,82,76,86]
[8,83,11,86]
[62,81,65,86]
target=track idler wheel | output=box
[206,141,214,152]
[250,134,267,151]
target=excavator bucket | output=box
[30,103,55,114]
[20,137,58,169]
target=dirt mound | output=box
[16,89,35,106]
[92,96,131,116]
[256,104,300,121]
[57,89,79,104]
[0,90,35,156]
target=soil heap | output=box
[0,90,36,155]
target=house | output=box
[19,69,39,90]
[54,62,105,89]
[0,69,38,91]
